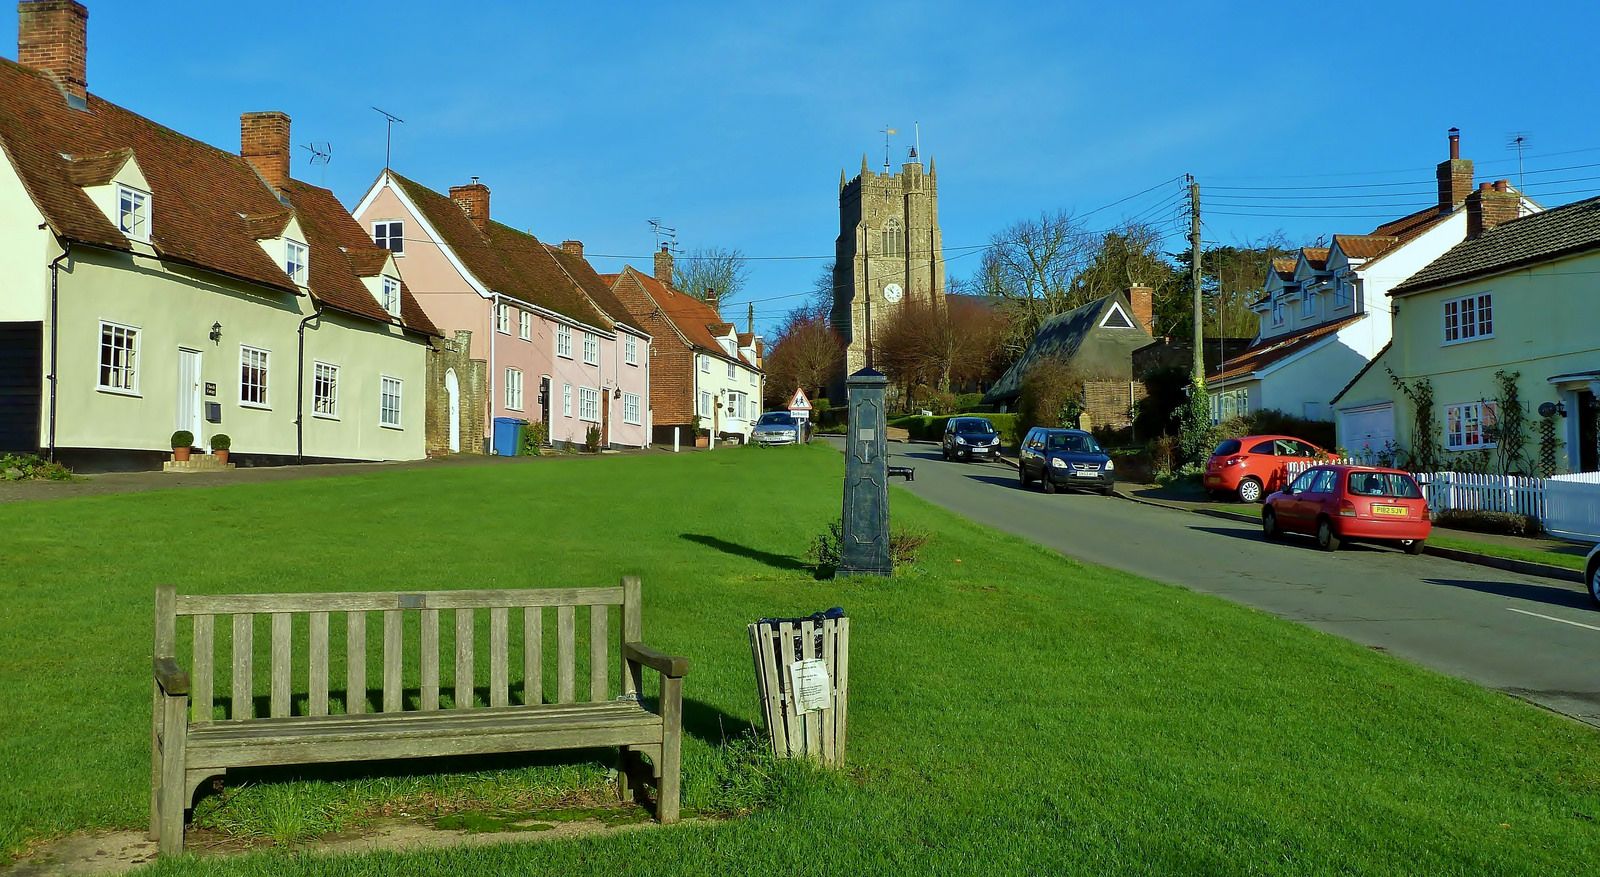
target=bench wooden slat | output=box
[383,609,403,713]
[270,613,291,718]
[308,612,329,717]
[490,607,509,708]
[420,609,440,711]
[835,618,850,759]
[589,604,607,702]
[232,614,253,720]
[454,608,474,709]
[177,587,625,616]
[190,702,659,741]
[557,605,575,704]
[192,614,213,724]
[346,612,366,716]
[523,607,542,706]
[621,576,641,700]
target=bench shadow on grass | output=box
[680,533,812,573]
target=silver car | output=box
[752,411,801,446]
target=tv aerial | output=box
[299,142,331,184]
[648,218,679,253]
[1506,132,1530,192]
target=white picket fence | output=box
[1280,460,1600,542]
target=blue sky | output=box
[6,1,1598,335]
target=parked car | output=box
[1017,427,1114,495]
[1262,464,1431,553]
[1205,434,1328,503]
[942,417,1002,462]
[751,411,800,446]
[1587,542,1600,607]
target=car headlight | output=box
[1103,459,1114,471]
[1050,457,1067,469]
[955,436,967,445]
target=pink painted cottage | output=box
[352,172,651,450]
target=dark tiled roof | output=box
[62,148,131,185]
[1390,195,1600,296]
[544,245,648,335]
[1207,314,1363,383]
[984,293,1152,404]
[622,269,753,366]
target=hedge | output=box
[888,413,1020,446]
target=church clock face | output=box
[882,283,903,304]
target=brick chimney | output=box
[1127,285,1153,334]
[449,179,490,231]
[561,240,583,257]
[18,0,88,107]
[704,288,719,313]
[1466,180,1520,238]
[654,244,674,285]
[240,112,291,197]
[1436,127,1474,215]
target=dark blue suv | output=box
[1017,427,1114,495]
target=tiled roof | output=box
[1300,247,1331,270]
[544,245,647,335]
[1371,205,1450,245]
[1270,257,1297,280]
[1331,234,1399,261]
[623,269,754,367]
[984,293,1152,403]
[388,172,614,330]
[285,180,438,334]
[0,57,433,336]
[1390,195,1600,296]
[1207,314,1363,383]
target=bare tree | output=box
[811,260,837,312]
[763,303,844,406]
[976,210,1098,346]
[673,247,751,306]
[874,297,1007,403]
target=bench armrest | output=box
[153,656,190,697]
[623,642,689,679]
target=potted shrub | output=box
[691,415,709,449]
[171,430,194,462]
[210,433,231,465]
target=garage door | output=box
[0,322,42,453]
[1338,403,1394,462]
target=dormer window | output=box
[381,276,401,317]
[1301,285,1317,319]
[285,239,309,285]
[117,184,150,242]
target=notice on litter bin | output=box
[788,658,832,714]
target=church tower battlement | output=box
[831,154,946,383]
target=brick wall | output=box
[425,330,487,455]
[609,271,695,428]
[240,112,291,193]
[18,0,87,103]
[1083,379,1145,431]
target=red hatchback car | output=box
[1205,434,1327,503]
[1262,465,1431,553]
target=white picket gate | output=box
[1414,471,1548,519]
[1545,475,1600,542]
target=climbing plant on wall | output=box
[1387,367,1440,473]
[1536,414,1561,478]
[1484,370,1529,476]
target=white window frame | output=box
[518,310,532,341]
[623,392,641,425]
[239,345,270,409]
[727,361,735,380]
[1271,298,1285,326]
[285,239,309,285]
[624,335,638,365]
[380,276,401,318]
[699,391,711,418]
[312,361,339,419]
[505,367,524,411]
[380,375,403,428]
[563,382,573,417]
[579,386,600,423]
[557,325,573,359]
[1442,292,1493,345]
[96,320,140,395]
[495,303,511,335]
[372,220,404,255]
[582,332,599,365]
[116,184,150,242]
[1444,400,1498,451]
[700,355,710,374]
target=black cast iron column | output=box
[840,368,890,576]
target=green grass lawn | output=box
[4,444,1600,875]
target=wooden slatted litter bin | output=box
[748,609,848,766]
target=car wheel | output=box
[1587,558,1600,608]
[1099,486,1114,497]
[1316,518,1342,552]
[1237,477,1264,504]
[1402,539,1426,556]
[1262,508,1282,541]
[1018,466,1031,489]
[1042,477,1057,495]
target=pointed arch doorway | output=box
[445,368,461,453]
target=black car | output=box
[942,417,1002,462]
[1017,427,1114,495]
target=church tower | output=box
[831,154,946,386]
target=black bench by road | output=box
[150,578,687,855]
[888,465,915,481]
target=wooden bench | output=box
[150,577,687,855]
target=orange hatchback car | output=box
[1262,464,1432,553]
[1204,434,1327,503]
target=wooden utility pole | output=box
[747,302,754,336]
[1189,175,1204,381]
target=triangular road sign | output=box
[789,387,812,410]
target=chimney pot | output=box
[654,245,674,285]
[705,288,719,311]
[1436,128,1474,215]
[18,0,88,107]
[448,182,491,231]
[1466,181,1520,239]
[240,111,292,197]
[561,240,584,257]
[1493,179,1509,192]
[1448,126,1460,160]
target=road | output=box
[868,441,1600,727]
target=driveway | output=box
[870,441,1600,727]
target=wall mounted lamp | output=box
[209,322,223,344]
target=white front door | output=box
[177,348,203,445]
[445,368,461,453]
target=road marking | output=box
[1506,607,1600,633]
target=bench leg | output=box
[149,682,161,841]
[157,697,189,855]
[616,747,634,803]
[659,677,683,824]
